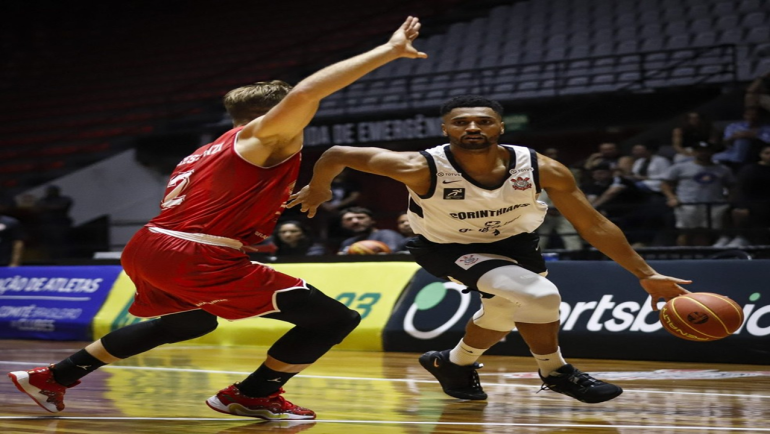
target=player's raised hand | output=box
[639,274,692,311]
[388,16,428,59]
[287,185,332,218]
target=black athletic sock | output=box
[51,349,106,386]
[236,364,297,398]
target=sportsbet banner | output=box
[383,260,770,364]
[92,262,421,351]
[0,266,123,340]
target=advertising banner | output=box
[92,262,421,351]
[383,260,770,364]
[0,266,123,340]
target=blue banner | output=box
[0,266,123,340]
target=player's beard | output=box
[454,134,495,150]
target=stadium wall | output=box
[0,260,767,364]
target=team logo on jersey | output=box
[443,188,465,200]
[456,254,480,269]
[510,176,532,190]
[455,253,519,270]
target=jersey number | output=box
[160,170,194,209]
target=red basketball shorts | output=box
[121,227,306,320]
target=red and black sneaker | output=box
[8,365,80,412]
[206,385,316,420]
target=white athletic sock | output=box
[449,340,487,366]
[532,347,568,376]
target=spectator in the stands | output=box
[627,141,672,194]
[660,141,735,247]
[396,211,414,238]
[581,142,630,172]
[271,220,327,257]
[727,144,770,247]
[671,112,720,164]
[581,162,648,244]
[536,189,582,251]
[546,146,582,183]
[314,170,362,241]
[624,141,674,246]
[394,211,415,254]
[714,107,770,172]
[745,70,770,112]
[543,147,560,160]
[337,207,405,254]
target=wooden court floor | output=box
[1,340,768,433]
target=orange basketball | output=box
[348,240,391,255]
[659,292,744,342]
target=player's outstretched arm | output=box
[539,154,690,309]
[287,146,427,217]
[236,17,427,166]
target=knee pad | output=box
[472,296,519,332]
[475,265,561,324]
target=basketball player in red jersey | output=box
[289,95,691,404]
[8,17,427,420]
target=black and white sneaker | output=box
[419,349,487,400]
[538,364,623,403]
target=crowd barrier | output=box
[1,259,767,364]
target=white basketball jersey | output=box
[406,144,547,244]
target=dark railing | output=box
[538,200,769,257]
[317,44,738,117]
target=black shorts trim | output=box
[405,233,546,291]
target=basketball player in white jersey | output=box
[289,95,691,404]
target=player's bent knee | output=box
[163,319,218,343]
[100,313,217,359]
[157,310,219,343]
[515,290,561,323]
[476,266,562,324]
[472,297,518,331]
[325,308,361,344]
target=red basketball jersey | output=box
[148,127,301,245]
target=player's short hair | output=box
[223,80,293,125]
[439,95,504,117]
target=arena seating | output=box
[2,0,768,192]
[316,0,769,117]
[0,0,467,191]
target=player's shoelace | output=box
[538,367,599,393]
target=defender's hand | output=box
[388,16,428,59]
[287,185,333,218]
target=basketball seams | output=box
[660,305,709,341]
[704,293,745,325]
[668,299,716,340]
[683,297,730,336]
